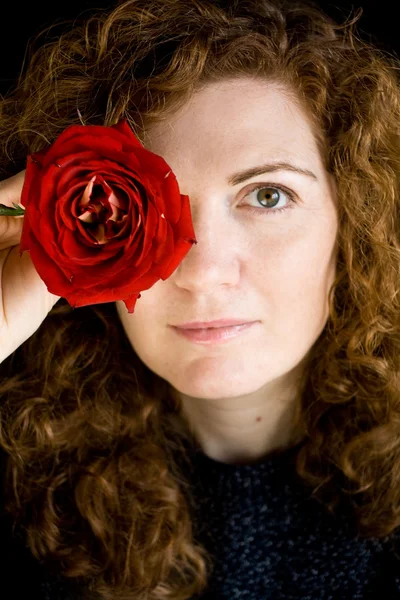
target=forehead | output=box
[144,77,322,169]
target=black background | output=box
[0,1,397,97]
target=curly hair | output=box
[1,0,400,598]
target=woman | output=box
[1,0,400,598]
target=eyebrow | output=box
[227,161,319,186]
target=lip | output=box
[173,319,257,329]
[171,321,258,344]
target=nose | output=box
[171,203,240,293]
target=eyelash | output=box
[243,184,297,217]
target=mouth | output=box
[171,321,258,344]
[173,319,258,330]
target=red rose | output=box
[19,120,197,312]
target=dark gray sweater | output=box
[2,443,400,599]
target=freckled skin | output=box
[116,77,338,464]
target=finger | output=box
[0,217,24,250]
[0,170,27,208]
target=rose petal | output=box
[32,121,143,167]
[21,120,197,311]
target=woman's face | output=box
[116,77,338,402]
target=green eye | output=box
[244,184,296,216]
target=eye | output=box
[242,184,296,216]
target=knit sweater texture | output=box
[1,442,400,599]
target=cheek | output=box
[255,225,337,315]
[116,295,173,382]
[251,230,305,286]
[116,285,167,350]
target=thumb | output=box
[0,170,26,250]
